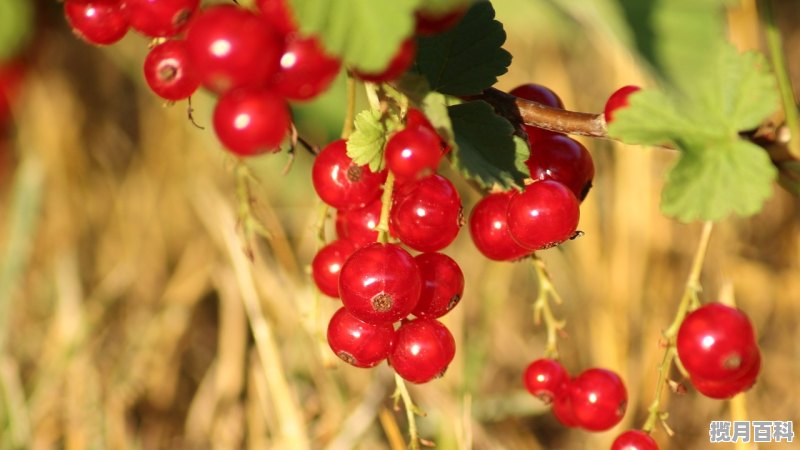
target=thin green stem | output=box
[376,172,395,244]
[531,255,566,359]
[393,373,424,450]
[759,0,800,159]
[642,221,714,433]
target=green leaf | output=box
[288,0,420,73]
[0,0,33,62]
[449,101,529,189]
[415,1,512,96]
[420,91,456,149]
[346,110,389,172]
[417,0,470,15]
[661,140,776,222]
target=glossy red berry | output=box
[389,318,456,383]
[691,351,761,399]
[312,239,357,298]
[569,368,627,431]
[385,126,443,180]
[509,83,564,144]
[414,7,465,35]
[271,36,341,101]
[506,180,580,250]
[312,140,386,210]
[611,430,659,450]
[604,85,641,124]
[406,108,451,155]
[185,5,283,93]
[212,87,290,156]
[339,243,421,324]
[355,39,416,83]
[468,192,530,261]
[0,62,25,128]
[523,358,569,403]
[327,307,394,368]
[552,386,579,427]
[256,0,296,37]
[676,303,759,382]
[527,135,594,201]
[64,0,129,46]
[412,253,464,319]
[390,174,462,252]
[124,0,199,37]
[335,199,381,247]
[143,40,200,101]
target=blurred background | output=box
[0,0,798,449]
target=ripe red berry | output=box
[124,0,199,37]
[212,87,290,156]
[256,0,296,37]
[414,7,465,35]
[0,62,25,129]
[335,199,381,247]
[509,83,564,144]
[611,430,659,450]
[468,192,530,261]
[506,180,580,251]
[327,307,394,368]
[690,351,761,399]
[406,108,451,155]
[523,358,569,403]
[527,135,594,201]
[312,140,386,210]
[390,174,462,252]
[676,303,759,382]
[271,36,341,101]
[385,126,443,180]
[311,239,357,298]
[64,0,129,46]
[552,386,579,427]
[412,253,464,319]
[569,368,627,431]
[604,85,641,124]
[338,243,421,324]
[143,40,200,101]
[355,39,416,83]
[185,5,283,93]
[389,318,456,383]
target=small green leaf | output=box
[288,0,420,73]
[661,140,776,222]
[449,101,529,189]
[420,91,456,149]
[415,1,512,96]
[347,110,389,172]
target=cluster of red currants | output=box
[312,112,464,384]
[677,303,761,399]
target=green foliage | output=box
[288,0,420,73]
[449,101,529,190]
[0,0,33,62]
[346,110,398,172]
[419,91,456,149]
[414,1,512,96]
[417,0,470,15]
[609,46,779,222]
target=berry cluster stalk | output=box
[531,255,566,358]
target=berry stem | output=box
[392,373,425,450]
[376,172,396,244]
[530,255,566,358]
[642,221,714,433]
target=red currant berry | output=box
[552,386,579,427]
[406,108,451,155]
[385,126,443,180]
[389,318,456,383]
[604,85,641,124]
[327,307,394,368]
[212,87,290,156]
[676,303,759,382]
[312,140,386,210]
[339,243,421,324]
[355,39,416,83]
[509,83,564,144]
[414,7,465,35]
[0,62,25,128]
[611,430,659,450]
[569,368,627,431]
[185,5,283,93]
[271,36,341,101]
[527,135,594,201]
[311,239,357,298]
[256,0,296,37]
[390,174,462,253]
[412,252,464,319]
[124,0,198,37]
[64,0,129,46]
[506,180,580,250]
[523,358,569,403]
[690,351,761,399]
[335,199,381,248]
[143,40,200,101]
[468,192,530,261]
